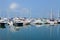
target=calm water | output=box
[0,24,60,40]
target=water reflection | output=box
[57,24,60,37]
[8,25,22,32]
[34,25,44,27]
[0,26,6,29]
[0,24,60,40]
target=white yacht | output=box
[7,20,13,26]
[7,17,23,26]
[46,19,55,25]
[57,19,60,24]
[23,18,32,25]
[0,17,7,27]
[31,18,44,25]
[12,17,23,26]
[44,19,57,25]
[57,10,60,24]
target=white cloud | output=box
[9,3,19,10]
[9,2,31,15]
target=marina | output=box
[0,9,59,26]
[0,17,60,27]
[0,0,60,40]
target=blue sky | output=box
[0,0,60,18]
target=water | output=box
[0,24,60,40]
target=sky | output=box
[0,0,60,18]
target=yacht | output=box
[57,19,60,24]
[12,17,23,26]
[31,18,44,25]
[57,10,60,24]
[7,19,13,26]
[23,18,32,25]
[44,19,57,25]
[0,17,7,27]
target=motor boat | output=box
[12,17,23,26]
[0,17,7,27]
[31,18,44,25]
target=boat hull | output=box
[44,23,50,24]
[24,22,31,25]
[35,23,42,25]
[57,22,60,24]
[13,23,23,26]
[0,23,6,27]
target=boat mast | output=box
[7,9,9,18]
[29,8,31,18]
[50,8,53,20]
[0,10,1,17]
[28,8,31,19]
[58,10,60,19]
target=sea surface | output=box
[0,24,60,40]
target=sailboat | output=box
[45,9,57,25]
[22,8,32,25]
[0,10,7,27]
[57,10,60,24]
[7,9,24,26]
[5,10,13,26]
